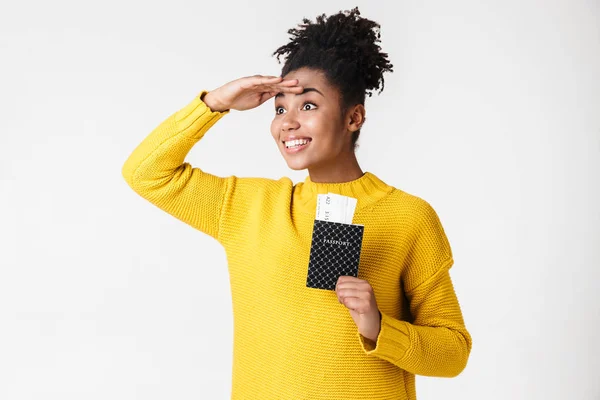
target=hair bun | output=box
[273,7,393,98]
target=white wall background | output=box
[1,0,599,399]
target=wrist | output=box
[361,322,381,342]
[365,311,382,342]
[201,91,229,113]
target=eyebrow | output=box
[275,87,324,99]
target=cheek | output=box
[270,119,279,141]
[301,115,325,137]
[310,117,343,147]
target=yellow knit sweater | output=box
[122,90,472,400]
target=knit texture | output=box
[122,90,472,400]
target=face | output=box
[270,67,356,171]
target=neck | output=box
[307,151,363,184]
[293,171,395,214]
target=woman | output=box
[122,7,471,400]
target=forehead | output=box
[283,67,332,91]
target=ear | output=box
[346,104,366,133]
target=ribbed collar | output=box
[293,172,395,214]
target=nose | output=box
[281,109,300,131]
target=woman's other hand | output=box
[203,75,303,112]
[336,275,382,343]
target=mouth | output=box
[283,138,312,153]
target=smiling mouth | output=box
[283,138,312,149]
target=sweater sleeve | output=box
[356,201,472,377]
[121,90,233,242]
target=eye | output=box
[302,102,317,111]
[275,102,317,115]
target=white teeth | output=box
[285,139,310,148]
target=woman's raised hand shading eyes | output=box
[203,75,303,112]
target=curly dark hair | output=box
[272,6,394,150]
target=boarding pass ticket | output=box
[315,193,358,225]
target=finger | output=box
[275,86,304,93]
[336,280,369,291]
[338,275,364,284]
[256,80,301,90]
[251,79,301,90]
[338,293,369,305]
[341,297,365,311]
[277,78,300,86]
[242,76,281,90]
[269,85,304,94]
[337,288,368,300]
[264,80,302,89]
[251,74,281,81]
[259,91,278,103]
[259,85,303,96]
[261,75,283,83]
[253,76,286,87]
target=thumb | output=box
[259,91,278,104]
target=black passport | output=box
[306,219,365,290]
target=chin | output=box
[281,155,311,171]
[285,160,309,171]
